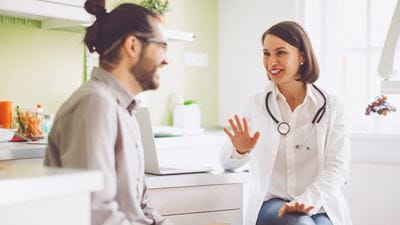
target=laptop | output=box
[135,107,213,175]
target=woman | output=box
[220,21,352,225]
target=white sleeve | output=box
[219,97,255,171]
[219,138,250,171]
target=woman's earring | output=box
[300,62,304,66]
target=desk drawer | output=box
[166,209,242,225]
[148,183,242,215]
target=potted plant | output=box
[365,95,397,132]
[139,0,170,23]
[365,95,396,116]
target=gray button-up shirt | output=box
[44,67,170,225]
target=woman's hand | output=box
[223,115,260,154]
[278,202,314,217]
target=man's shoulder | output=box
[78,80,116,100]
[57,82,117,117]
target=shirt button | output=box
[135,142,139,148]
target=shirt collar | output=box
[90,67,138,114]
[267,82,318,106]
[305,83,318,106]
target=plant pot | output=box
[371,114,391,133]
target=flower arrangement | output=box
[140,0,170,16]
[365,95,397,116]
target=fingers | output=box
[278,204,288,217]
[252,131,260,144]
[223,127,234,139]
[304,205,314,214]
[243,117,249,134]
[286,202,297,213]
[234,115,243,132]
[279,202,314,217]
[294,202,300,210]
[228,119,239,134]
[226,116,260,150]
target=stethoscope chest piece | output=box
[278,122,290,135]
[265,84,327,137]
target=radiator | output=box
[343,163,400,225]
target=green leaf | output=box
[183,100,196,105]
[139,0,170,15]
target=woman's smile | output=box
[269,68,284,77]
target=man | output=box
[44,1,171,225]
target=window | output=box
[304,0,400,132]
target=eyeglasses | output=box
[136,36,168,51]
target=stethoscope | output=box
[265,84,327,150]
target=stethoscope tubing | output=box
[265,84,327,135]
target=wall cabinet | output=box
[0,0,92,28]
[0,0,195,41]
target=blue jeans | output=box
[256,198,333,225]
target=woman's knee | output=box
[282,212,316,225]
[256,198,287,225]
[256,198,316,225]
[312,213,333,225]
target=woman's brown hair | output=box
[261,21,319,83]
[84,0,157,70]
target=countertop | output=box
[1,132,399,164]
[0,142,46,161]
[0,163,103,205]
[146,170,247,189]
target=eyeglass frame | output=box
[100,34,168,57]
[136,36,168,51]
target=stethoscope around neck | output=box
[265,84,327,136]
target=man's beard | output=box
[131,51,159,91]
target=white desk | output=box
[0,142,45,161]
[0,163,103,225]
[147,171,246,225]
[0,139,246,225]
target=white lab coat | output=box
[220,83,352,225]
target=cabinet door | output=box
[148,183,242,215]
[0,193,91,225]
[166,210,242,225]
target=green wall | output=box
[148,0,218,127]
[0,0,218,127]
[0,17,84,116]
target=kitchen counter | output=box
[0,159,246,225]
[0,163,102,205]
[146,170,247,189]
[1,132,399,164]
[0,163,103,225]
[0,142,46,161]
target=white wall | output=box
[218,0,303,126]
[344,133,400,225]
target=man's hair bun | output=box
[84,0,107,18]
